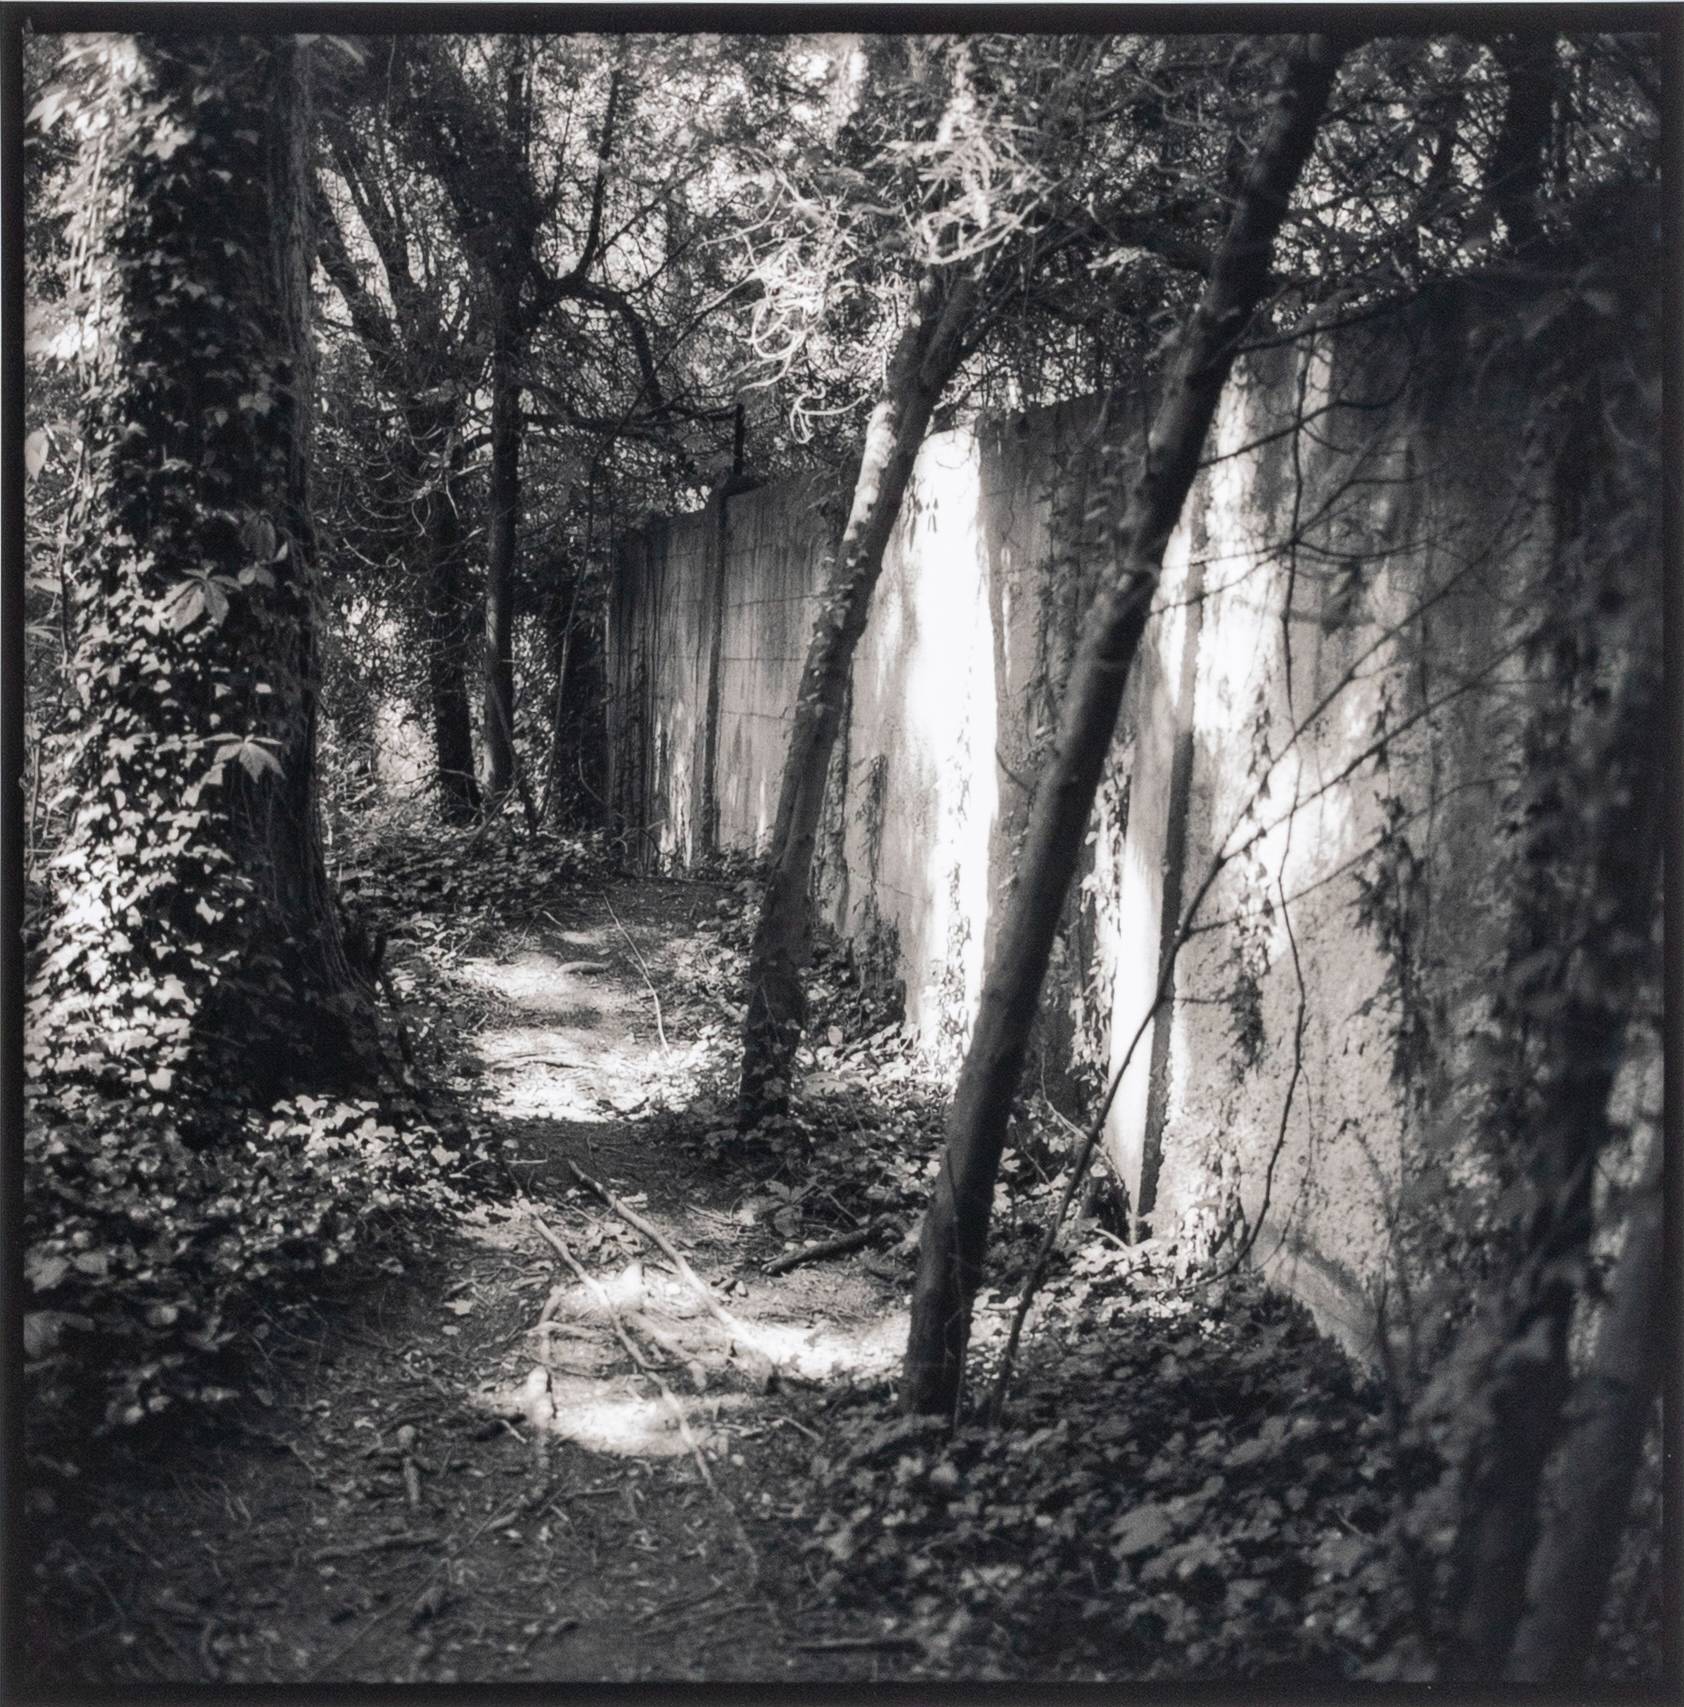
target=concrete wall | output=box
[606,513,716,865]
[715,475,839,857]
[606,281,1659,1357]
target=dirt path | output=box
[28,871,1664,1687]
[27,878,923,1685]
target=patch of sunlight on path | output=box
[462,1234,907,1464]
[450,899,907,1476]
[454,927,712,1120]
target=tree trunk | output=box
[424,451,481,823]
[1439,670,1663,1680]
[484,296,521,803]
[1507,1133,1663,1681]
[236,38,353,1011]
[1487,34,1559,252]
[313,137,479,827]
[900,34,1346,1419]
[541,575,580,825]
[737,267,978,1127]
[26,34,369,1098]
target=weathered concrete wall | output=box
[606,514,715,865]
[714,474,838,857]
[1128,312,1538,1354]
[606,281,1658,1357]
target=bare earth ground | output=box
[24,876,929,1686]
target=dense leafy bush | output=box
[23,1077,499,1434]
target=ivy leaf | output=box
[213,738,282,781]
[1226,1436,1271,1470]
[26,1252,69,1293]
[235,741,282,781]
[147,120,194,160]
[27,86,71,131]
[24,1312,92,1359]
[24,429,49,480]
[239,513,277,561]
[1110,1500,1177,1559]
[1313,1530,1368,1580]
[165,582,207,631]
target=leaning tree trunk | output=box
[901,34,1346,1419]
[1507,1131,1664,1682]
[24,33,369,1099]
[483,293,522,804]
[737,267,978,1127]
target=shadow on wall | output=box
[713,473,841,856]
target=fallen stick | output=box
[794,1634,922,1653]
[563,1162,768,1368]
[635,1580,726,1627]
[522,1201,718,1493]
[537,1281,570,1325]
[522,1196,780,1622]
[763,1221,884,1276]
[314,1532,440,1563]
[397,1425,422,1508]
[625,1309,701,1374]
[560,900,668,1052]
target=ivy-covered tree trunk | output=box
[1437,678,1663,1681]
[1507,1133,1664,1682]
[483,299,522,804]
[1416,253,1665,1681]
[737,267,977,1128]
[25,34,367,1098]
[900,35,1346,1419]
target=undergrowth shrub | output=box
[23,1080,500,1436]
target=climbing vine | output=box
[22,37,476,1437]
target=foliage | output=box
[333,815,609,954]
[24,34,358,1092]
[23,1080,495,1436]
[787,1236,1657,1682]
[21,805,611,1439]
[796,1251,1425,1679]
[17,24,1667,1683]
[21,34,503,1450]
